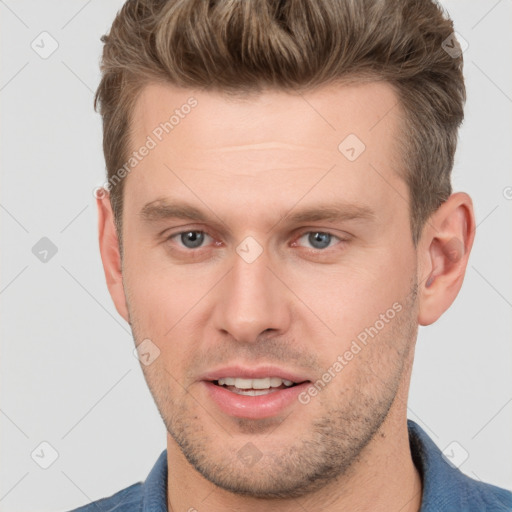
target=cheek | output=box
[122,255,192,342]
[291,248,414,353]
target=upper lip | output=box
[199,365,311,384]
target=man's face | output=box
[119,82,420,497]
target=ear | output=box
[97,190,130,324]
[417,192,475,326]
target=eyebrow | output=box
[139,198,376,227]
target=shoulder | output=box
[63,449,168,511]
[63,482,144,512]
[461,478,512,511]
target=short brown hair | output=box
[95,0,465,247]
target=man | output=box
[70,0,512,510]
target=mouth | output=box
[200,367,312,419]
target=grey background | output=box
[1,1,511,511]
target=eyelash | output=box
[165,228,348,253]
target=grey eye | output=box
[179,231,207,249]
[302,232,335,250]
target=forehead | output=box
[124,81,405,222]
[130,80,401,154]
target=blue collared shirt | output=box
[66,420,512,511]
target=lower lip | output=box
[203,381,310,419]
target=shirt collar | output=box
[142,449,168,512]
[408,418,484,511]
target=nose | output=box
[212,243,292,344]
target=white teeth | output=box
[217,377,296,389]
[268,377,281,388]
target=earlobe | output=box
[97,191,130,324]
[417,192,475,326]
